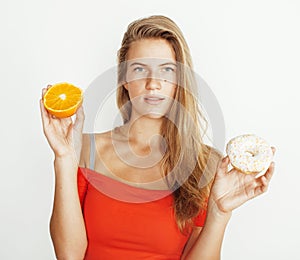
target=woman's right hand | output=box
[40,85,85,160]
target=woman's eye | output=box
[162,67,175,72]
[133,67,145,72]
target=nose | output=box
[145,74,161,90]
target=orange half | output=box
[43,82,83,118]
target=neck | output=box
[121,116,163,146]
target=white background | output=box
[1,0,299,259]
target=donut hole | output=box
[245,150,258,157]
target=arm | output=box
[182,205,231,260]
[50,155,87,259]
[183,154,275,260]
[40,86,87,259]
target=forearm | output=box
[184,207,231,260]
[50,155,87,259]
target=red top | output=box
[77,167,207,260]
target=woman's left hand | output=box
[208,148,276,217]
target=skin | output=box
[124,39,177,121]
[40,95,87,259]
[40,38,276,260]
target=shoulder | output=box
[79,130,114,168]
[94,130,115,154]
[95,129,113,143]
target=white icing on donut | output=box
[226,134,273,174]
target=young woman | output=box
[40,15,275,260]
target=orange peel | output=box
[43,82,83,118]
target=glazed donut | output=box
[226,134,273,174]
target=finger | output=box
[60,116,72,128]
[257,169,272,194]
[53,117,72,136]
[265,162,275,180]
[251,176,266,197]
[66,120,74,143]
[271,146,276,155]
[42,85,52,98]
[257,173,269,187]
[216,156,230,175]
[254,182,268,196]
[261,176,268,186]
[255,162,275,193]
[73,105,85,132]
[39,98,50,127]
[42,88,47,99]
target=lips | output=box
[144,95,165,105]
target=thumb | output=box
[66,121,74,144]
[216,156,230,176]
[73,106,85,133]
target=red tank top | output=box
[77,167,207,260]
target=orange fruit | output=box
[43,82,83,118]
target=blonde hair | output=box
[116,15,221,232]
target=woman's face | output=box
[124,38,177,119]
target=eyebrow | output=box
[129,62,147,67]
[159,62,177,67]
[129,62,177,67]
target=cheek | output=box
[165,85,177,98]
[126,83,144,98]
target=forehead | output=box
[126,39,176,62]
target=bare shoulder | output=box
[79,130,115,168]
[96,129,113,139]
[94,129,114,148]
[79,129,116,168]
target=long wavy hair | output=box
[116,15,221,233]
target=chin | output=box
[132,104,171,120]
[144,113,166,119]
